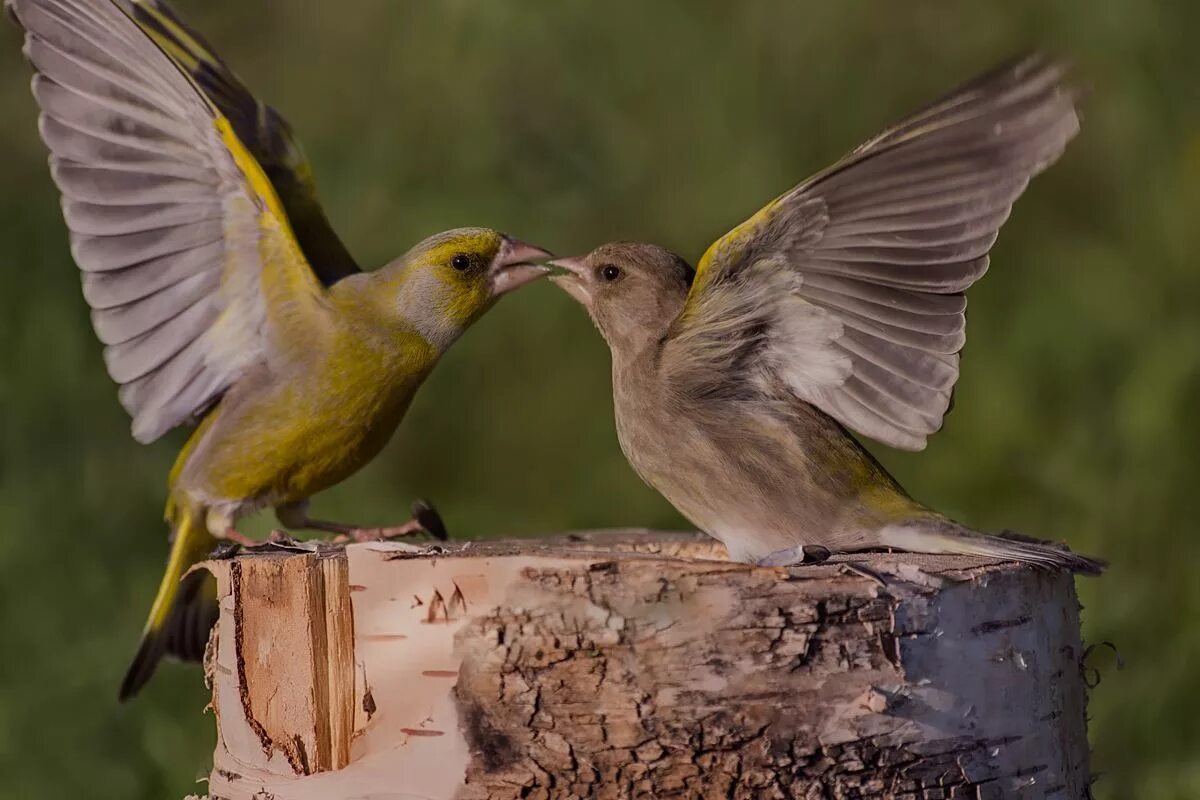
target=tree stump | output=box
[192,531,1092,800]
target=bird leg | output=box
[275,499,447,543]
[310,518,426,543]
[757,544,832,568]
[220,527,258,547]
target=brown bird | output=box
[550,55,1103,573]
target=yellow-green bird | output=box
[7,0,553,699]
[550,56,1103,574]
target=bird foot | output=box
[336,519,426,544]
[410,499,448,541]
[320,500,448,545]
[757,544,832,568]
[221,527,257,547]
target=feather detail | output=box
[674,54,1079,450]
[113,0,360,284]
[9,0,330,441]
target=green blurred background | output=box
[0,0,1196,796]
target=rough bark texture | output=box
[192,531,1092,800]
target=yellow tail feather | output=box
[119,504,220,701]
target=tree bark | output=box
[192,531,1092,800]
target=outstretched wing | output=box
[9,0,332,443]
[668,54,1079,450]
[113,0,359,284]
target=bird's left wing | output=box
[112,0,359,284]
[9,0,332,443]
[666,55,1079,450]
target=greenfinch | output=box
[7,0,553,698]
[550,55,1103,573]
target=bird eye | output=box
[600,265,621,282]
[451,254,471,271]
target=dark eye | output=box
[451,254,472,271]
[600,264,621,282]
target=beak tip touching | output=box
[489,240,593,300]
[547,256,587,276]
[490,238,557,296]
[546,255,592,306]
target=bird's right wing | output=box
[9,0,334,443]
[112,0,360,284]
[666,55,1079,450]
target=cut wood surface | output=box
[192,531,1092,800]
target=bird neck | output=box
[323,272,447,382]
[611,333,668,404]
[601,287,688,370]
[333,266,468,356]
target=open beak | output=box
[547,256,591,306]
[489,238,555,296]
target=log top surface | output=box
[218,528,1027,584]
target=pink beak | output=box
[547,256,592,306]
[489,238,555,296]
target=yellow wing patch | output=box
[214,116,329,350]
[125,1,209,73]
[683,193,788,324]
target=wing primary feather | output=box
[802,286,965,335]
[817,206,1014,248]
[72,219,223,273]
[802,255,991,294]
[81,240,223,308]
[50,158,216,205]
[100,292,218,381]
[64,197,222,237]
[39,114,210,179]
[10,0,335,441]
[799,273,968,315]
[837,330,960,392]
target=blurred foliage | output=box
[0,0,1197,797]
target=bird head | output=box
[381,227,553,348]
[549,243,695,356]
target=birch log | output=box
[192,531,1092,800]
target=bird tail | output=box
[878,516,1105,576]
[119,504,220,701]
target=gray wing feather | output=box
[50,160,216,204]
[71,219,223,271]
[80,240,223,307]
[9,0,316,442]
[64,198,222,237]
[687,54,1079,450]
[837,331,958,392]
[91,269,221,345]
[120,352,228,442]
[101,293,217,383]
[40,115,212,181]
[800,284,964,337]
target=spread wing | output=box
[9,0,333,443]
[667,54,1080,450]
[113,0,359,284]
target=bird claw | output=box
[209,541,242,560]
[337,500,448,544]
[757,544,832,568]
[411,499,448,541]
[265,531,324,553]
